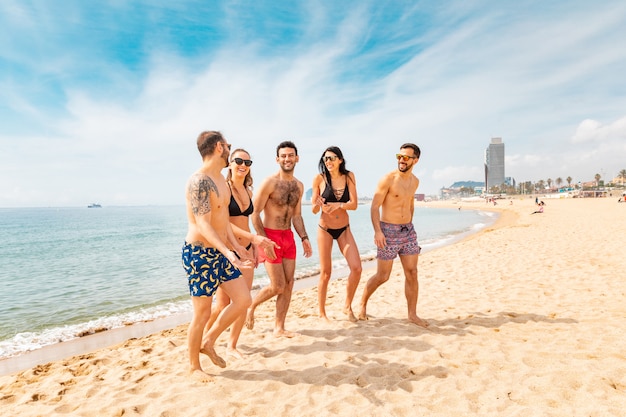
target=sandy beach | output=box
[1,197,625,416]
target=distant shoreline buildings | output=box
[439,135,624,200]
[485,137,505,191]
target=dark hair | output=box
[276,141,298,156]
[318,146,351,186]
[227,148,253,188]
[197,131,224,158]
[400,143,421,158]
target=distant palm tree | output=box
[619,169,626,186]
[547,178,553,190]
[556,177,563,189]
[567,176,572,187]
[537,179,545,192]
[595,173,601,188]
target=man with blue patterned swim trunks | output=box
[358,143,429,328]
[182,130,254,383]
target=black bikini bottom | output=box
[319,224,349,240]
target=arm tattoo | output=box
[189,174,219,216]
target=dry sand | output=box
[1,197,625,416]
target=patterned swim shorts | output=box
[181,242,242,297]
[376,222,421,261]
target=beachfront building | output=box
[484,137,505,192]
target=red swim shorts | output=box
[258,228,297,264]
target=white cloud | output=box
[571,116,626,143]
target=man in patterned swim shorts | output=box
[358,143,429,328]
[182,131,254,383]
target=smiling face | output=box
[396,148,418,173]
[276,147,298,173]
[323,151,341,172]
[229,150,252,180]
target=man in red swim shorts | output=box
[247,141,313,338]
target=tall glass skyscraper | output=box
[484,137,505,191]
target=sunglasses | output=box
[232,157,253,167]
[323,155,338,162]
[396,154,416,162]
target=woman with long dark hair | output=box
[311,146,362,322]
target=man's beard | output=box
[280,162,295,173]
[398,163,410,172]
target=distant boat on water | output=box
[87,203,102,208]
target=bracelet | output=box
[340,202,343,209]
[301,235,309,242]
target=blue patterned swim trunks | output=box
[377,222,421,261]
[181,242,242,297]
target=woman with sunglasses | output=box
[205,148,277,358]
[311,146,362,322]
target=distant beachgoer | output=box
[182,131,253,382]
[311,146,362,322]
[246,141,313,338]
[357,143,428,327]
[203,148,278,359]
[531,205,544,214]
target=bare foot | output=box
[319,314,332,324]
[409,315,429,328]
[190,368,214,383]
[273,329,301,338]
[200,345,226,368]
[357,309,369,321]
[226,347,245,360]
[343,308,357,322]
[245,308,255,330]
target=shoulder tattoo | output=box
[189,174,219,216]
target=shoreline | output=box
[2,197,625,415]
[0,203,498,376]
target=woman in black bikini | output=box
[205,148,275,358]
[311,146,362,322]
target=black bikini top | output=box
[228,187,254,217]
[321,178,350,203]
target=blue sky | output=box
[1,1,626,207]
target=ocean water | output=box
[0,204,495,358]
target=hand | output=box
[302,238,313,258]
[233,244,254,263]
[373,230,386,249]
[321,203,340,214]
[226,251,253,270]
[233,258,254,270]
[253,235,279,261]
[314,196,326,207]
[251,244,259,268]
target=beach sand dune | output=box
[1,197,625,416]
